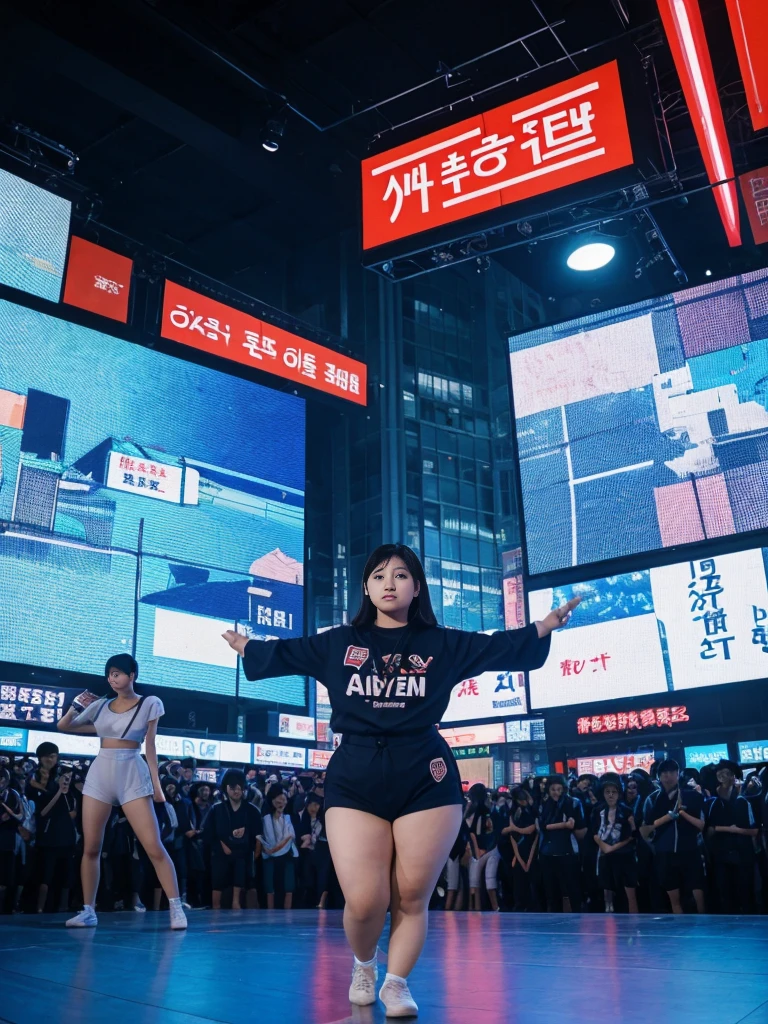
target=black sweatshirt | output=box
[242,622,551,735]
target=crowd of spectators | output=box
[1,742,765,916]
[444,757,765,915]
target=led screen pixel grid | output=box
[528,546,768,709]
[509,269,768,575]
[0,298,306,704]
[0,168,71,302]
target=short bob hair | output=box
[350,544,437,630]
[105,653,139,680]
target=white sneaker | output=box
[66,906,98,928]
[133,899,147,913]
[169,899,188,930]
[379,976,419,1018]
[349,957,378,1006]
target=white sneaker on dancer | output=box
[66,906,98,928]
[379,974,419,1018]
[133,898,147,913]
[349,954,378,1005]
[169,897,188,930]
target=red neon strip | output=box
[657,0,742,247]
[724,0,768,131]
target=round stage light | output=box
[261,119,285,153]
[566,241,616,272]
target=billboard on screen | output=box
[528,547,768,709]
[0,298,306,704]
[441,670,527,723]
[0,168,71,302]
[509,268,768,575]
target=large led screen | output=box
[528,547,768,709]
[509,269,768,574]
[0,168,71,302]
[0,299,306,703]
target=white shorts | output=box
[469,848,501,890]
[82,748,153,806]
[446,856,462,892]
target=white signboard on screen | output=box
[26,729,100,757]
[219,741,252,763]
[253,743,306,769]
[154,734,222,761]
[442,671,527,723]
[528,546,768,710]
[505,719,532,743]
[106,451,199,505]
[278,713,316,741]
[439,722,506,748]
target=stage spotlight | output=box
[705,268,712,276]
[261,118,285,152]
[566,241,615,271]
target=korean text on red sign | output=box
[362,61,633,250]
[161,280,367,406]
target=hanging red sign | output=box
[739,166,768,245]
[160,281,367,406]
[362,61,633,250]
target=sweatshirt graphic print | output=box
[242,622,551,735]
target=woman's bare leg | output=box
[121,798,179,900]
[80,796,114,906]
[388,805,462,978]
[325,808,393,962]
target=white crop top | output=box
[73,695,164,743]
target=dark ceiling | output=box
[0,0,766,311]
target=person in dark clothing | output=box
[592,775,637,913]
[538,775,586,912]
[0,768,23,912]
[162,778,190,905]
[504,787,539,911]
[705,759,758,914]
[223,542,577,1017]
[33,764,78,914]
[640,758,706,914]
[205,770,262,910]
[186,782,213,907]
[298,792,332,909]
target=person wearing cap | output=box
[538,774,586,912]
[705,759,758,913]
[591,774,638,913]
[640,758,706,914]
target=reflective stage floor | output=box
[1,910,767,1024]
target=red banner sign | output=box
[63,236,132,322]
[577,706,689,735]
[160,281,367,405]
[739,166,768,244]
[362,61,633,250]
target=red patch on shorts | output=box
[430,758,447,783]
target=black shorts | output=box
[211,849,254,891]
[598,852,638,892]
[655,849,705,893]
[325,727,464,824]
